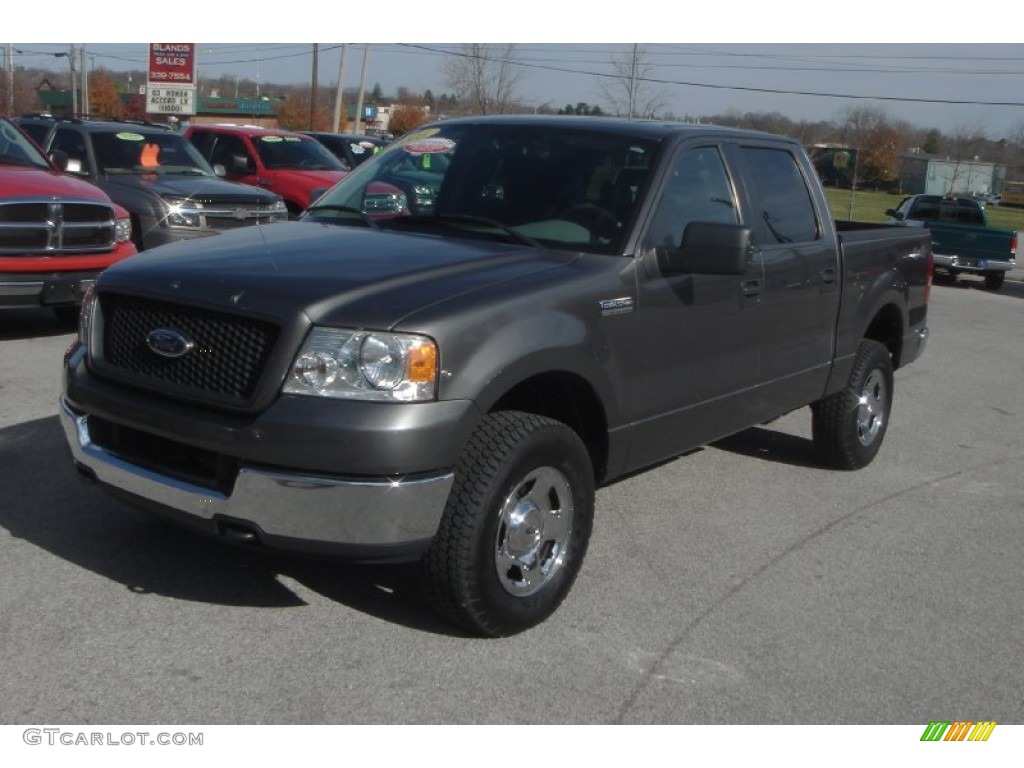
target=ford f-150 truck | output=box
[0,116,136,323]
[886,194,1017,290]
[60,116,932,636]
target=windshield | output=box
[93,130,214,176]
[0,117,52,170]
[304,122,658,254]
[254,135,344,171]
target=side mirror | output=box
[662,222,753,276]
[231,154,254,174]
[885,209,904,221]
[212,163,226,178]
[48,149,70,172]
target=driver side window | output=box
[644,147,738,250]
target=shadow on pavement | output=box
[712,423,824,469]
[0,415,462,636]
[0,308,78,341]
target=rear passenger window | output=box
[741,147,819,244]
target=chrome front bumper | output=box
[59,397,453,557]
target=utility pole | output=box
[627,43,638,121]
[309,44,318,130]
[332,44,349,133]
[5,44,13,116]
[353,45,370,135]
[80,45,89,117]
[68,45,78,117]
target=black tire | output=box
[984,272,1005,291]
[812,339,894,470]
[420,411,595,637]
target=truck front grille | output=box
[201,202,285,231]
[94,293,280,407]
[0,198,118,254]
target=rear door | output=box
[731,142,841,411]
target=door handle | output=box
[741,279,761,297]
[820,268,837,284]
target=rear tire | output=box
[984,272,1005,291]
[812,340,894,470]
[420,411,594,637]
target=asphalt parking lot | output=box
[1,270,1022,729]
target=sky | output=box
[8,3,1024,137]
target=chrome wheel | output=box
[494,466,574,597]
[856,369,888,446]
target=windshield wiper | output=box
[389,213,542,248]
[301,204,378,228]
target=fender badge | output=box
[599,297,634,316]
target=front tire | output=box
[812,340,894,470]
[420,411,594,637]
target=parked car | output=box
[61,116,931,635]
[886,194,1017,290]
[300,132,386,170]
[185,124,347,216]
[17,117,288,252]
[0,116,136,323]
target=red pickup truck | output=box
[185,124,347,217]
[0,116,136,323]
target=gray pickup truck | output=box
[60,116,932,636]
[886,194,1017,290]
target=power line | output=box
[400,44,1024,109]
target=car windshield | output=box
[254,135,344,171]
[93,130,214,176]
[304,122,658,254]
[0,118,52,170]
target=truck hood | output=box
[101,172,280,203]
[98,221,575,329]
[0,165,113,202]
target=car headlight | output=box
[163,197,203,228]
[283,328,437,402]
[78,282,98,346]
[267,199,288,222]
[114,216,132,243]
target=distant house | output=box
[898,152,1005,197]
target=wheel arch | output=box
[488,371,610,485]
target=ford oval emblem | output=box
[146,328,194,359]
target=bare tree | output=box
[928,119,989,194]
[595,45,666,119]
[442,44,523,116]
[836,106,905,186]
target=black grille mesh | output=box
[99,293,280,404]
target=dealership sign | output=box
[147,44,197,116]
[145,86,196,115]
[148,43,197,84]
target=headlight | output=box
[163,197,203,228]
[114,217,132,243]
[267,199,288,222]
[283,328,437,402]
[78,282,98,346]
